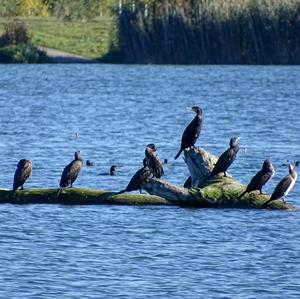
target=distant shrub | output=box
[13,43,49,63]
[0,43,49,63]
[1,19,29,45]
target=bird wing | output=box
[13,161,32,190]
[181,117,201,148]
[271,175,291,200]
[153,156,164,178]
[126,167,151,191]
[60,160,82,187]
[246,170,264,191]
[145,152,164,178]
[212,148,235,175]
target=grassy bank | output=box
[0,17,113,59]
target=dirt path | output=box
[37,46,98,63]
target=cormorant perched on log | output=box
[13,159,32,191]
[208,137,240,179]
[238,159,275,198]
[145,143,164,178]
[57,151,83,197]
[175,106,203,160]
[117,159,152,194]
[262,162,299,207]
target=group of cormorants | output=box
[11,105,298,205]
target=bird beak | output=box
[236,137,241,143]
[187,107,194,112]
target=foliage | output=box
[0,0,19,17]
[114,0,300,64]
[19,0,50,17]
[0,43,49,63]
[0,19,29,45]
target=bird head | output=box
[146,143,157,152]
[110,165,119,175]
[191,106,202,115]
[75,151,82,161]
[230,137,240,148]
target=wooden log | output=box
[143,147,294,210]
[0,188,170,206]
[0,147,293,210]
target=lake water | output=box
[0,64,299,298]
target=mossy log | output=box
[0,147,293,209]
[143,147,294,210]
[0,188,170,206]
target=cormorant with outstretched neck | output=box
[117,159,152,194]
[175,106,203,160]
[238,159,275,198]
[262,162,299,206]
[57,151,83,197]
[208,137,240,179]
[145,143,164,178]
[13,159,32,191]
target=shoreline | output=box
[37,46,98,63]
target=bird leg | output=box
[224,172,227,177]
[259,189,262,194]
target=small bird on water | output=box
[175,106,203,160]
[208,137,240,179]
[99,165,120,176]
[86,160,94,166]
[238,159,275,198]
[57,151,83,197]
[110,165,119,176]
[13,159,32,191]
[262,161,299,207]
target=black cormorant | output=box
[175,106,203,160]
[262,162,298,206]
[208,137,240,179]
[57,151,83,196]
[13,159,32,191]
[238,159,275,198]
[117,159,152,194]
[145,144,164,178]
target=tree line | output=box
[0,0,118,19]
[113,0,300,64]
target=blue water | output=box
[0,64,299,298]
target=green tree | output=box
[0,0,20,17]
[19,0,50,16]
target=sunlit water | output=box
[0,64,299,298]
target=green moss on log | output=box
[189,176,293,210]
[0,188,170,206]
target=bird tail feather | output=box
[56,187,63,198]
[174,149,183,160]
[115,189,126,195]
[238,190,247,199]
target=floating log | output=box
[143,147,294,210]
[0,147,293,209]
[0,188,170,206]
